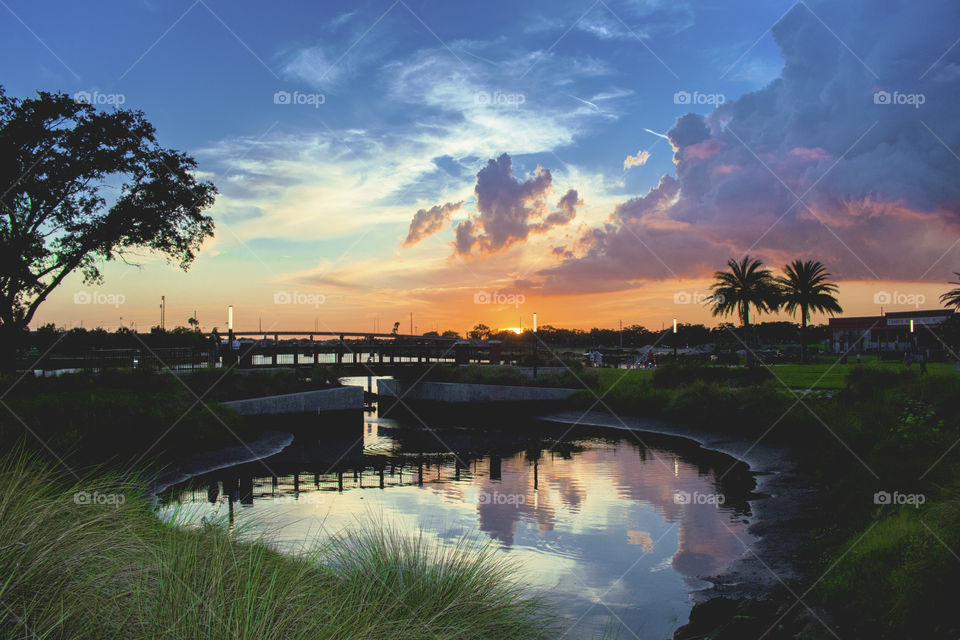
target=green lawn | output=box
[582,360,958,392]
[770,361,957,390]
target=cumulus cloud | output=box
[541,189,582,228]
[623,149,651,169]
[530,0,960,294]
[403,201,463,246]
[454,154,580,256]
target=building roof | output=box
[828,309,953,330]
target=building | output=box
[828,309,954,353]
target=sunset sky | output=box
[4,0,960,334]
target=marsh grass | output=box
[0,451,556,640]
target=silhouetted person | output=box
[919,351,928,375]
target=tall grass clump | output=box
[0,450,555,639]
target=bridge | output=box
[23,329,542,373]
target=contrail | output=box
[569,94,600,111]
[643,128,670,140]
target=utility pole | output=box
[160,295,165,330]
[410,312,413,336]
[619,319,623,348]
[532,311,538,379]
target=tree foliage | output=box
[0,87,217,347]
[707,256,781,327]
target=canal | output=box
[157,380,756,639]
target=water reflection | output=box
[158,416,755,639]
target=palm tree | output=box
[775,259,842,363]
[940,272,960,310]
[708,256,781,336]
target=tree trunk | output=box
[0,322,28,372]
[800,307,808,364]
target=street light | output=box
[673,318,677,358]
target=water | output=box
[158,399,755,639]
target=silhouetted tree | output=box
[708,256,781,330]
[775,259,842,362]
[0,87,217,368]
[939,272,960,310]
[469,323,492,340]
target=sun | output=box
[506,327,524,335]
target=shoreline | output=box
[151,410,815,637]
[150,429,294,497]
[539,410,815,603]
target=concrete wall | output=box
[222,386,363,415]
[378,379,579,403]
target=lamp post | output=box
[673,318,677,359]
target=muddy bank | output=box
[539,410,817,606]
[150,430,294,497]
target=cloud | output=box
[623,149,651,169]
[573,0,695,41]
[403,201,463,246]
[530,0,960,294]
[539,189,582,228]
[453,154,580,256]
[282,45,344,89]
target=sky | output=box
[3,0,960,334]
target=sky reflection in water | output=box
[159,415,755,640]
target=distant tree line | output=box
[462,321,830,349]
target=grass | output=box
[0,367,349,467]
[817,495,960,636]
[0,451,556,640]
[769,360,956,390]
[579,359,957,392]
